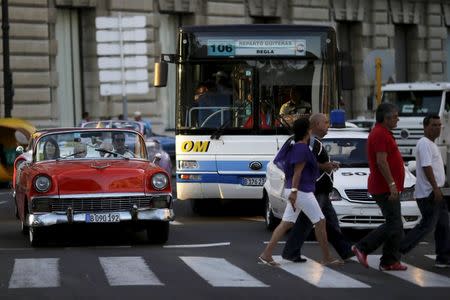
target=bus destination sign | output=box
[207,39,306,57]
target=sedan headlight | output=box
[34,175,52,193]
[400,187,415,201]
[329,188,343,201]
[151,173,169,190]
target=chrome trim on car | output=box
[26,208,174,227]
[31,192,171,200]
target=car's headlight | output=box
[329,188,343,201]
[34,175,52,193]
[400,187,415,201]
[151,173,169,190]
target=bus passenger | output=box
[279,87,312,126]
[197,80,231,128]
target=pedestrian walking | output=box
[352,103,407,271]
[399,114,450,268]
[258,118,340,266]
[282,113,353,262]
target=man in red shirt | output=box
[352,103,408,271]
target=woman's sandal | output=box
[258,256,280,267]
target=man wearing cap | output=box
[134,111,152,137]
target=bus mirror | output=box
[341,65,354,90]
[154,62,168,87]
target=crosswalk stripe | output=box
[180,256,269,287]
[99,256,163,286]
[352,255,450,287]
[273,255,370,288]
[9,258,60,288]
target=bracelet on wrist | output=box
[291,188,298,193]
[389,181,396,187]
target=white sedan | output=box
[263,129,422,230]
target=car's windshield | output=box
[382,90,442,116]
[35,130,147,161]
[322,138,367,167]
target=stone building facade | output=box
[0,0,449,132]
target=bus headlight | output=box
[400,187,415,201]
[34,175,52,193]
[151,173,169,190]
[178,160,199,169]
[329,188,342,201]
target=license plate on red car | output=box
[85,213,120,223]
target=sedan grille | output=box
[344,189,374,203]
[340,216,385,224]
[32,195,169,213]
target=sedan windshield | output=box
[35,130,147,161]
[322,138,367,167]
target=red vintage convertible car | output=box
[14,127,173,246]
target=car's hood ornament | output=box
[90,162,111,169]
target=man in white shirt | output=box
[400,114,450,268]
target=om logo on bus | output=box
[181,141,210,152]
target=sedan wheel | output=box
[264,193,279,231]
[146,221,169,244]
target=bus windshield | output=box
[382,90,443,116]
[178,59,335,132]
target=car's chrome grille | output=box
[344,189,374,203]
[52,196,152,212]
[392,128,423,142]
[340,216,385,224]
[32,196,159,213]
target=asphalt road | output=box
[0,188,449,300]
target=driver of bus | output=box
[279,87,312,125]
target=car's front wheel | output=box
[146,221,169,244]
[264,192,279,231]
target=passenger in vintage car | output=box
[43,138,60,160]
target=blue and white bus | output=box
[154,24,353,212]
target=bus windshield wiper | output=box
[210,106,247,140]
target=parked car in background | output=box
[263,128,421,230]
[347,118,376,130]
[0,118,35,186]
[14,127,173,246]
[81,120,175,158]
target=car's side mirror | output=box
[152,152,162,164]
[16,146,24,155]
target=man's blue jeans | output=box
[400,192,450,262]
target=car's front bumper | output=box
[332,200,421,229]
[27,208,174,227]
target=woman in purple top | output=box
[258,118,339,266]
